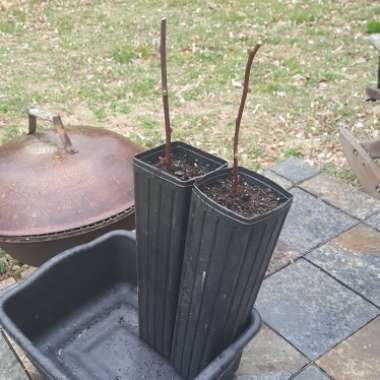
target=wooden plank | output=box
[340,128,380,200]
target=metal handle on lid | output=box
[28,108,77,154]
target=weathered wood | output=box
[362,138,380,159]
[340,127,380,200]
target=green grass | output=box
[0,20,16,34]
[135,116,162,147]
[321,71,338,82]
[138,116,160,130]
[322,163,357,183]
[92,107,108,121]
[111,101,132,114]
[112,46,135,64]
[283,57,302,74]
[1,125,21,144]
[0,105,8,113]
[112,44,155,64]
[131,78,156,97]
[290,10,319,24]
[247,141,263,170]
[0,0,378,173]
[367,20,380,34]
[284,147,304,159]
[0,250,7,276]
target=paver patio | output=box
[0,158,379,379]
[0,333,28,380]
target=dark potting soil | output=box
[203,176,284,218]
[157,151,212,181]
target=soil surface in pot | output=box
[156,151,212,181]
[203,176,284,217]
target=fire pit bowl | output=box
[0,230,261,380]
[0,109,142,266]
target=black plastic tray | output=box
[0,231,261,380]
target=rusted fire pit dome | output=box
[0,109,143,266]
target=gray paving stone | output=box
[260,170,293,190]
[279,188,356,255]
[266,240,298,276]
[271,158,319,183]
[0,333,28,380]
[234,372,293,380]
[307,224,380,306]
[293,365,330,380]
[317,316,380,380]
[301,174,380,220]
[256,259,379,359]
[234,324,308,380]
[366,211,380,231]
[4,333,43,380]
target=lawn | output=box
[0,0,380,175]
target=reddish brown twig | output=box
[232,43,262,194]
[159,18,172,172]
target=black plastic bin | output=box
[133,142,227,358]
[171,167,293,379]
[0,231,261,380]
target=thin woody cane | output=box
[232,43,262,194]
[159,18,173,172]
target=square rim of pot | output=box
[133,141,227,187]
[194,167,293,224]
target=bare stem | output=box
[232,43,262,194]
[160,18,172,171]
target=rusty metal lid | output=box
[0,108,142,240]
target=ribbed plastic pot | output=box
[171,167,293,379]
[133,142,227,358]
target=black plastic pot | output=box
[171,167,293,379]
[0,230,261,380]
[133,142,227,358]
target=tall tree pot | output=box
[171,167,293,379]
[133,141,227,358]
